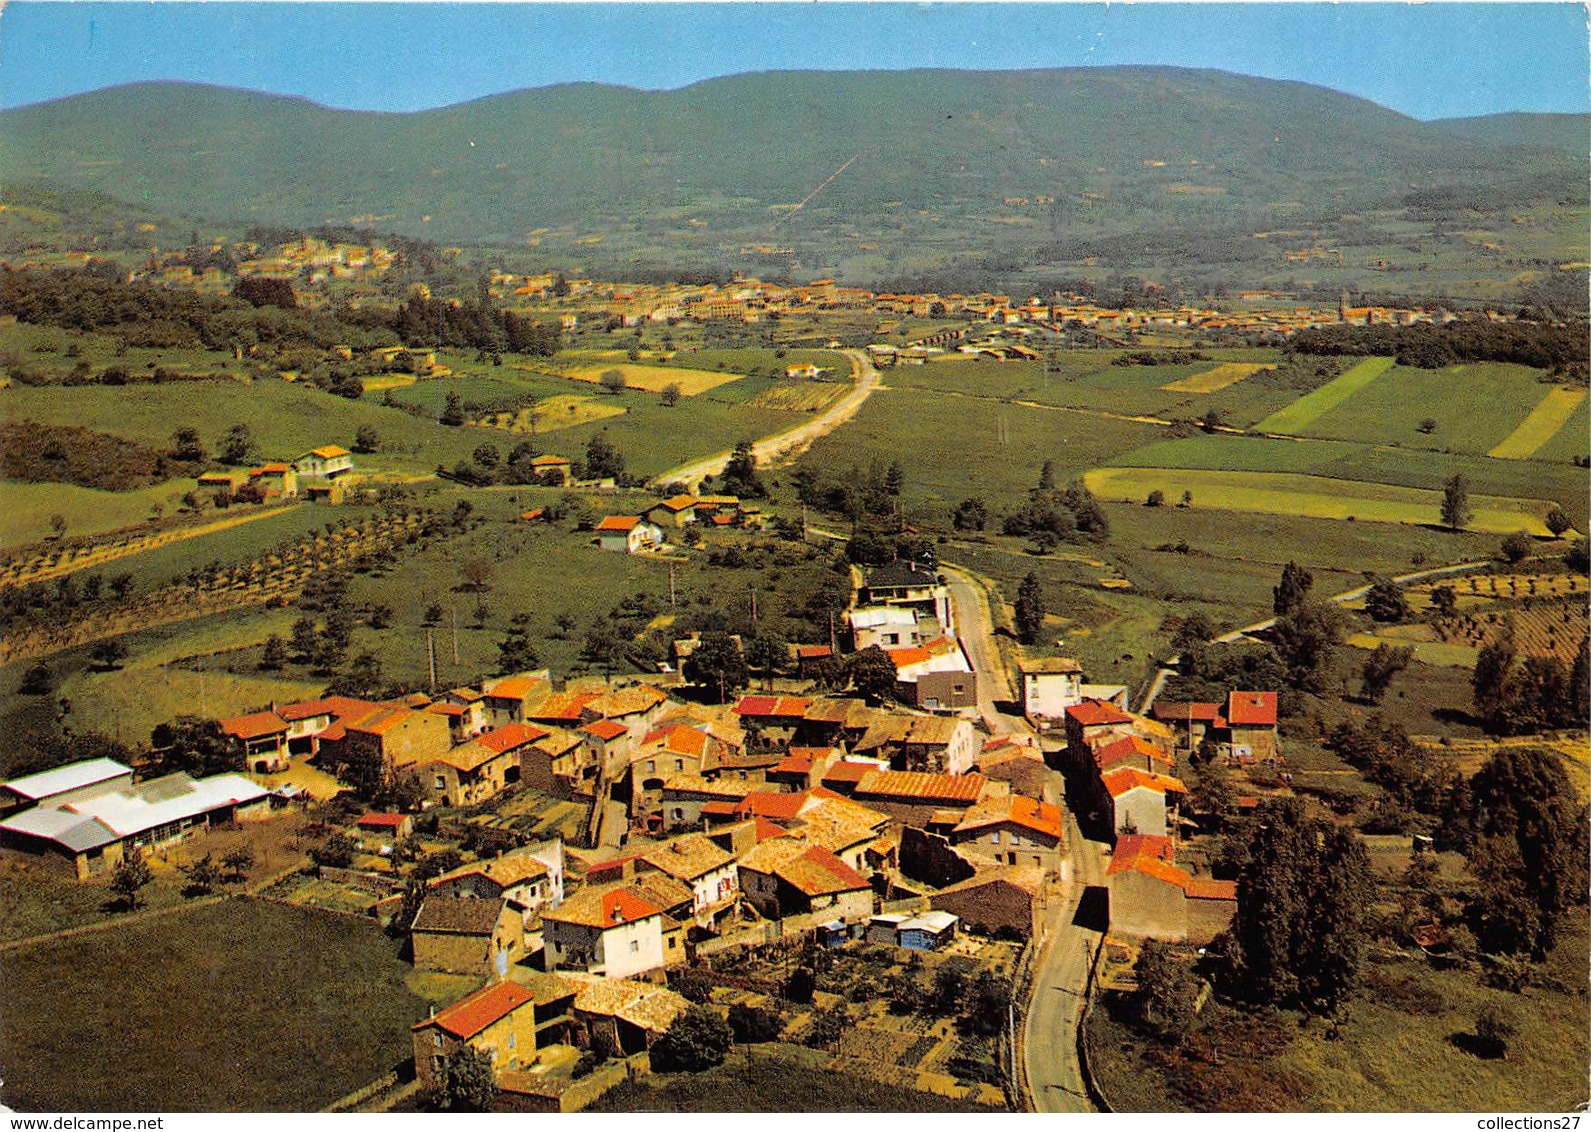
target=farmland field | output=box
[1528,393,1589,464]
[1254,356,1396,433]
[0,898,435,1111]
[472,394,626,433]
[1107,434,1588,529]
[1161,361,1273,393]
[1083,467,1556,535]
[559,359,743,395]
[1290,363,1554,454]
[1488,386,1588,459]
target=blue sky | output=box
[2,3,1586,120]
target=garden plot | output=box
[561,361,743,395]
[1254,356,1395,433]
[472,394,625,433]
[1161,361,1274,393]
[1488,386,1588,459]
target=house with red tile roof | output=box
[310,699,454,787]
[1224,690,1279,762]
[644,494,700,528]
[480,673,553,728]
[218,710,290,773]
[429,840,565,922]
[1106,834,1235,943]
[849,769,992,826]
[851,714,979,775]
[636,833,739,929]
[579,718,632,776]
[949,794,1067,873]
[420,722,550,808]
[594,515,663,554]
[736,839,873,923]
[541,883,674,979]
[927,864,1055,940]
[1101,767,1187,839]
[1094,734,1174,774]
[411,980,548,1092]
[528,454,572,487]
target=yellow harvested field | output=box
[1487,386,1587,459]
[745,384,844,412]
[562,363,742,395]
[1345,632,1479,669]
[472,395,625,434]
[1161,361,1274,393]
[1084,467,1557,535]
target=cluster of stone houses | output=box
[195,444,356,506]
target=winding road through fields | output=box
[650,348,882,490]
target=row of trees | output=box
[1290,320,1589,375]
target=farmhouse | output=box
[529,454,572,487]
[851,714,980,775]
[541,884,673,980]
[1101,766,1187,839]
[480,674,554,726]
[294,445,354,481]
[594,516,663,554]
[850,769,990,826]
[645,495,699,527]
[422,722,548,808]
[0,765,270,880]
[736,839,873,923]
[883,639,978,710]
[218,710,291,773]
[637,833,740,929]
[246,462,298,499]
[948,794,1066,873]
[410,894,526,978]
[1224,690,1279,762]
[429,841,565,922]
[929,864,1053,940]
[1106,833,1236,943]
[411,980,545,1090]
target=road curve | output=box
[650,348,882,490]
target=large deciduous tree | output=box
[683,632,748,702]
[1227,798,1372,1016]
[1014,572,1046,645]
[1441,473,1472,531]
[1462,748,1589,958]
[650,1004,732,1072]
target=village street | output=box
[651,347,882,490]
[940,564,1102,1112]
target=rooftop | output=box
[416,981,535,1040]
[853,770,986,804]
[2,757,132,801]
[1227,690,1278,727]
[543,884,662,929]
[217,710,288,741]
[1066,700,1134,727]
[411,895,506,936]
[1017,656,1083,675]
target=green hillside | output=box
[2,67,1583,287]
[1427,111,1590,155]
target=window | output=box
[433,1033,442,1048]
[630,940,640,952]
[508,1034,516,1049]
[434,775,446,791]
[674,759,684,771]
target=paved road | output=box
[1027,813,1109,1113]
[940,563,1029,735]
[651,348,882,490]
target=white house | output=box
[541,883,668,980]
[594,516,663,554]
[294,445,354,480]
[1018,657,1083,722]
[848,605,925,650]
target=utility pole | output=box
[828,611,837,655]
[451,608,460,665]
[801,501,808,543]
[427,630,437,692]
[668,561,676,607]
[750,589,758,628]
